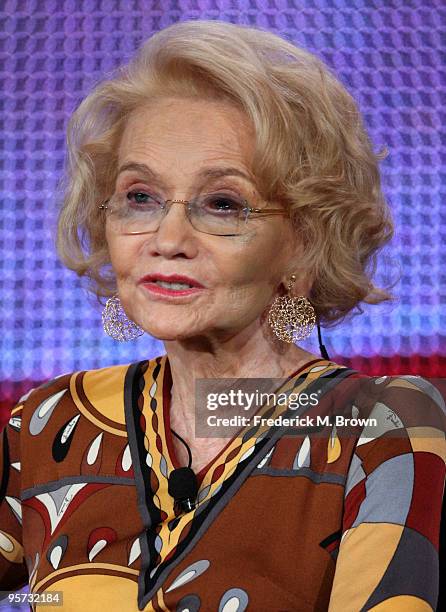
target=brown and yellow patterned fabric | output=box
[1,355,445,611]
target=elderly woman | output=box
[1,19,445,612]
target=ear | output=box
[281,247,314,297]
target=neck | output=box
[163,318,321,426]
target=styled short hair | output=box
[57,19,396,327]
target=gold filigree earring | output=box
[267,274,316,343]
[102,295,145,342]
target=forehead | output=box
[117,97,255,173]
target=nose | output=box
[151,199,198,259]
[160,199,190,229]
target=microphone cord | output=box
[171,428,193,469]
[316,320,330,360]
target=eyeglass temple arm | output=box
[249,208,288,216]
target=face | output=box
[105,97,308,342]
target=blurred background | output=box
[1,0,445,420]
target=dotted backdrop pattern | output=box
[1,0,445,405]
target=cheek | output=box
[106,234,136,279]
[218,230,287,287]
[214,256,278,313]
[223,285,263,312]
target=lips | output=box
[138,273,204,288]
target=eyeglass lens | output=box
[105,190,249,236]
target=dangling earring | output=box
[102,295,145,342]
[267,274,316,343]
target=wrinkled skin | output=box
[105,97,319,469]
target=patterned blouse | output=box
[0,355,445,611]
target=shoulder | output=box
[347,374,446,481]
[13,355,168,433]
[354,374,446,437]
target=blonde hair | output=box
[57,19,396,327]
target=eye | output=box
[126,189,162,208]
[201,192,245,215]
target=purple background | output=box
[1,1,445,405]
[0,1,445,604]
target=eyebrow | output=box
[117,162,255,186]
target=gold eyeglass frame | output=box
[98,195,289,236]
